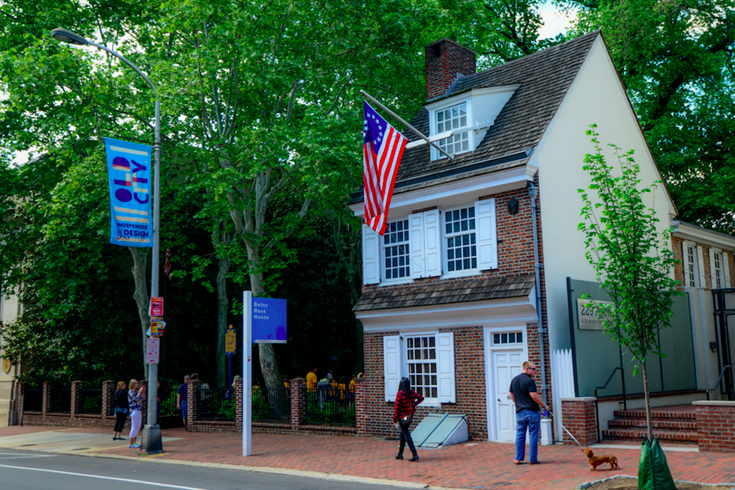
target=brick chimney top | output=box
[425,39,477,102]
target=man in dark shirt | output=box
[176,374,190,428]
[509,361,548,465]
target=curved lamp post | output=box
[50,28,163,453]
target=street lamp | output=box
[50,28,163,453]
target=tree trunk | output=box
[642,360,654,442]
[128,247,150,379]
[215,256,231,387]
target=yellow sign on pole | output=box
[225,325,236,355]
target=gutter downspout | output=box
[528,182,547,405]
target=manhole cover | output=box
[72,448,89,451]
[19,444,36,447]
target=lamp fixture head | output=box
[528,182,538,201]
[50,28,90,46]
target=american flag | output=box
[163,248,172,280]
[363,101,407,235]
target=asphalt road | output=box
[0,449,413,490]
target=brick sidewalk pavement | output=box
[2,426,734,489]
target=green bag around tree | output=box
[638,438,676,490]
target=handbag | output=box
[400,414,413,425]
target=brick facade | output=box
[560,397,597,447]
[425,39,476,101]
[694,401,735,452]
[672,235,735,289]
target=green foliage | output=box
[571,0,735,233]
[578,125,683,369]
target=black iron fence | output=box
[23,388,43,412]
[305,387,355,426]
[252,387,290,423]
[79,389,102,414]
[48,388,72,413]
[195,387,233,421]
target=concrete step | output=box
[601,428,698,442]
[607,418,696,430]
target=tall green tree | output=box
[578,126,682,442]
[571,0,735,233]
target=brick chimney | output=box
[425,39,477,102]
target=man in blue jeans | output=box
[509,361,548,465]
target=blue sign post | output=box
[243,292,287,456]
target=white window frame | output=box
[381,218,411,283]
[429,97,474,161]
[682,241,704,288]
[442,205,478,275]
[709,248,732,289]
[383,332,456,405]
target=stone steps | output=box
[602,408,697,443]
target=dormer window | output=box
[436,102,470,157]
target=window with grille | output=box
[383,219,410,280]
[685,244,698,287]
[445,207,477,272]
[713,251,723,288]
[406,336,437,398]
[435,103,469,158]
[493,332,523,345]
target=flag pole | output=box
[360,90,453,160]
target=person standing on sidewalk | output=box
[392,377,424,462]
[127,379,146,449]
[509,361,548,465]
[112,381,129,441]
[177,374,190,428]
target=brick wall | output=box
[694,401,735,452]
[425,39,476,101]
[363,325,488,440]
[560,398,597,446]
[672,235,735,289]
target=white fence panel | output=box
[551,349,575,442]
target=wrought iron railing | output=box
[252,387,290,423]
[23,388,43,412]
[305,387,355,426]
[48,388,72,413]
[79,388,102,414]
[195,387,235,421]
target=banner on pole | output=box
[105,137,153,247]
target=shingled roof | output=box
[353,274,536,312]
[350,31,600,205]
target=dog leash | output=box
[545,410,584,448]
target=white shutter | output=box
[475,199,498,270]
[384,335,401,402]
[409,214,424,279]
[436,332,456,403]
[424,209,442,277]
[724,253,731,288]
[710,248,717,289]
[697,246,706,288]
[362,224,381,285]
[681,242,692,287]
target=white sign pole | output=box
[243,291,253,456]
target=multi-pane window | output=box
[685,244,698,287]
[445,207,477,272]
[436,103,469,157]
[713,251,723,289]
[383,220,410,280]
[406,336,437,398]
[493,332,523,345]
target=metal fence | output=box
[23,388,43,412]
[195,387,234,421]
[252,387,290,423]
[78,388,102,414]
[305,387,355,426]
[48,388,72,413]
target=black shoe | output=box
[409,456,419,462]
[117,437,125,441]
[113,437,117,441]
[395,454,403,460]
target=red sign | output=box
[145,338,160,364]
[150,297,164,317]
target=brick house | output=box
[348,31,696,443]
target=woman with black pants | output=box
[112,381,129,441]
[392,377,424,462]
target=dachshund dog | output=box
[582,448,620,471]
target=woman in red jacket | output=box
[392,377,424,462]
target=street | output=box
[0,449,414,490]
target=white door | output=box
[493,349,523,442]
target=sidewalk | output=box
[1,425,734,490]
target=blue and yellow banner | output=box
[105,138,153,247]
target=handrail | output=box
[594,366,627,442]
[706,365,732,400]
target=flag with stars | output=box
[363,101,407,235]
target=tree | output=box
[570,0,735,234]
[578,125,683,441]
